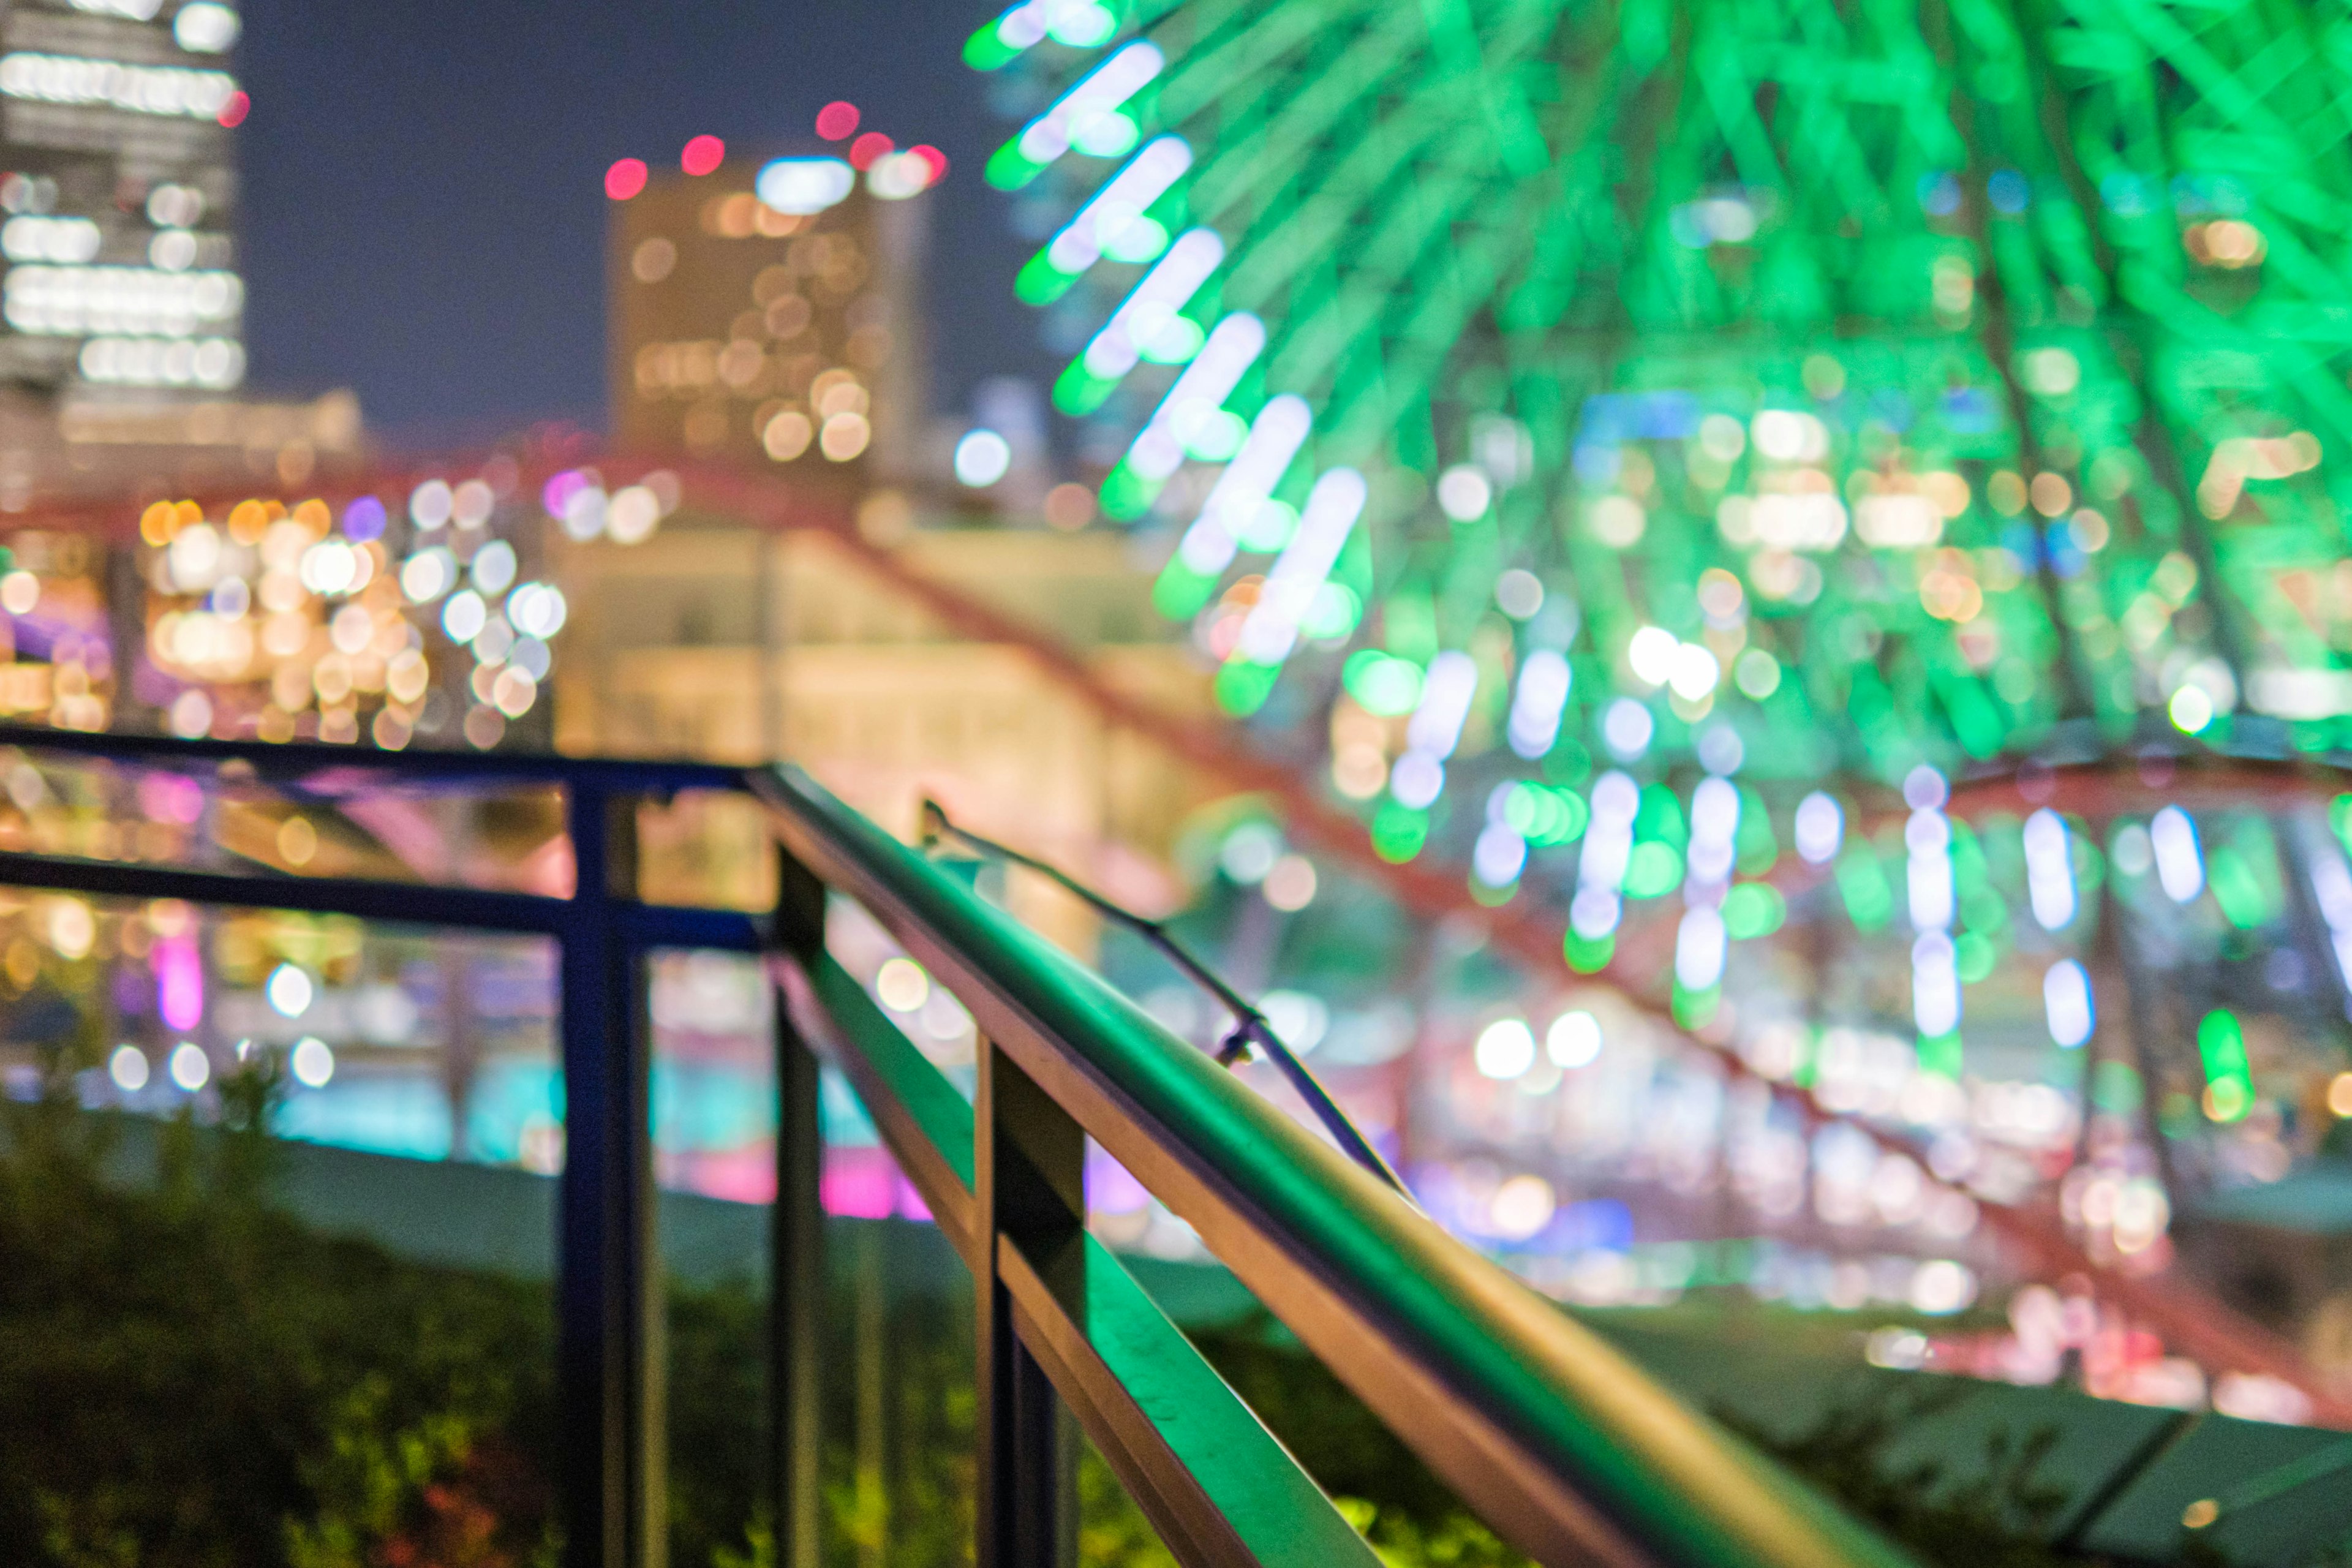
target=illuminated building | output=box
[0,4,362,505]
[608,145,931,478]
[552,509,1219,952]
[0,461,587,747]
[0,0,246,394]
[52,386,358,472]
[0,0,376,746]
[580,128,1214,938]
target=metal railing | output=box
[755,764,1916,1568]
[0,726,767,1568]
[0,725,1920,1568]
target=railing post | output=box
[976,1036,1082,1568]
[771,847,827,1568]
[558,783,659,1568]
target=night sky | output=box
[236,0,1046,449]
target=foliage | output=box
[1077,1450,1177,1568]
[0,1025,559,1568]
[285,1375,554,1568]
[1715,1382,2076,1568]
[664,1281,769,1568]
[0,1023,2132,1568]
[1188,1314,1529,1566]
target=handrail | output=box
[916,796,1412,1198]
[755,764,1922,1568]
[0,720,747,792]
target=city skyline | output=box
[235,0,1047,447]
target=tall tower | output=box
[0,0,245,396]
[607,147,930,480]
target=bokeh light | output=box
[815,100,861,140]
[953,429,1012,487]
[756,157,853,216]
[604,157,649,201]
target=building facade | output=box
[608,155,927,480]
[0,2,365,507]
[552,516,1219,951]
[585,144,1218,944]
[0,0,244,396]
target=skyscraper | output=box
[608,149,929,478]
[0,0,245,396]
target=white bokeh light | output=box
[1474,1017,1537,1079]
[954,428,1013,487]
[266,963,314,1019]
[1545,1010,1602,1068]
[290,1036,336,1088]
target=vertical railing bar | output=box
[976,1035,1082,1568]
[769,888,827,1568]
[770,1011,824,1568]
[557,782,658,1568]
[636,926,669,1568]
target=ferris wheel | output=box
[962,0,2352,1417]
[968,0,2352,797]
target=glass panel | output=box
[1077,1428,1177,1567]
[797,917,981,1567]
[827,1209,976,1567]
[638,790,777,912]
[1166,1275,1531,1567]
[649,947,775,1568]
[650,944,986,1568]
[0,739,575,893]
[0,894,560,1563]
[664,1250,769,1568]
[826,893,980,1107]
[652,948,777,1204]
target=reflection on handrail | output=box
[917,795,1410,1199]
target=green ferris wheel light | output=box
[975,0,2352,801]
